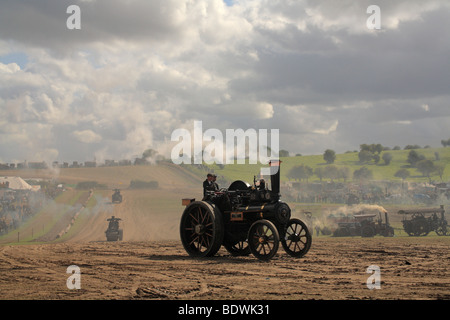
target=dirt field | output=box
[1,166,449,301]
[0,236,449,300]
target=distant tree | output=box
[287,166,297,181]
[279,150,290,157]
[287,165,313,182]
[360,143,383,154]
[142,148,158,159]
[382,152,393,165]
[76,181,107,190]
[434,163,446,181]
[393,146,401,150]
[373,154,380,164]
[295,154,302,157]
[323,149,336,164]
[416,160,435,182]
[407,150,425,167]
[441,138,450,147]
[358,150,373,163]
[404,144,421,150]
[314,167,324,182]
[374,144,383,154]
[360,144,371,152]
[303,165,313,182]
[323,165,340,182]
[395,168,410,189]
[394,168,410,181]
[435,152,440,161]
[339,166,351,182]
[129,180,159,189]
[353,167,373,181]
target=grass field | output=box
[1,162,201,189]
[0,189,86,244]
[204,147,450,184]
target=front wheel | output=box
[435,224,448,236]
[281,218,312,258]
[248,220,279,261]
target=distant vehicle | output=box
[346,194,360,206]
[413,193,432,205]
[399,206,448,236]
[112,189,122,204]
[333,211,394,237]
[105,216,123,241]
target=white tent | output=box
[0,176,33,191]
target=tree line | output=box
[287,142,447,183]
[287,164,373,183]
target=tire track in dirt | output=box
[61,188,190,243]
[0,238,449,299]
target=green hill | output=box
[202,147,450,184]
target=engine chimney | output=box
[269,160,281,198]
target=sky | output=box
[0,0,449,164]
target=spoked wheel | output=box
[361,225,375,238]
[224,240,251,256]
[248,220,279,261]
[281,218,312,258]
[435,224,448,236]
[411,220,430,236]
[382,227,395,237]
[180,201,224,257]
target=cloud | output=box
[0,62,21,74]
[0,0,450,162]
[313,120,338,135]
[72,130,102,143]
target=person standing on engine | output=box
[203,173,213,199]
[211,174,219,191]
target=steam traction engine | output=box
[398,206,448,236]
[105,216,123,241]
[112,189,122,204]
[180,161,312,261]
[332,211,394,237]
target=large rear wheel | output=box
[361,225,375,238]
[180,201,224,257]
[411,219,430,236]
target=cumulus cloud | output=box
[72,130,102,143]
[0,0,449,162]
